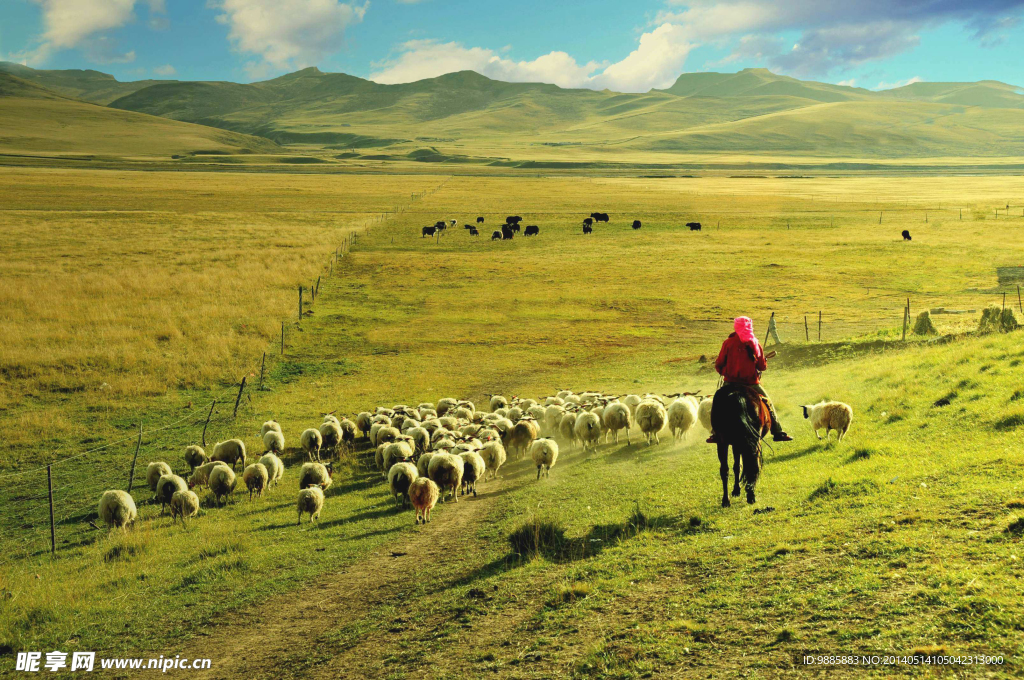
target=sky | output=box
[2,0,1023,92]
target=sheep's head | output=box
[325,462,334,477]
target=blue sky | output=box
[2,0,1023,91]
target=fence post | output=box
[281,322,285,355]
[47,464,55,556]
[126,422,142,493]
[202,400,215,447]
[316,276,321,296]
[818,311,822,341]
[298,285,303,322]
[258,352,266,391]
[232,377,247,419]
[879,212,883,224]
[805,315,809,341]
[902,303,909,341]
[907,297,910,320]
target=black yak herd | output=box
[420,212,706,241]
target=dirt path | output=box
[177,473,508,680]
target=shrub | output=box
[913,310,937,335]
[508,519,571,559]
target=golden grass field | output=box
[3,168,1024,677]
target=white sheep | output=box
[261,420,282,438]
[355,412,373,436]
[208,465,237,506]
[183,445,208,471]
[339,418,358,444]
[697,396,713,432]
[263,429,285,454]
[530,438,559,479]
[636,400,668,445]
[509,418,539,459]
[479,440,506,479]
[436,397,458,416]
[147,461,173,493]
[409,477,439,524]
[98,490,137,529]
[544,404,565,435]
[382,439,415,478]
[170,490,200,524]
[388,462,419,507]
[408,426,430,454]
[299,461,333,490]
[297,486,324,524]
[428,452,464,503]
[258,453,284,488]
[459,451,486,497]
[416,451,435,478]
[376,425,401,446]
[602,403,632,444]
[243,463,269,500]
[319,420,343,456]
[622,394,642,418]
[574,411,602,451]
[667,397,698,441]
[300,428,323,461]
[801,401,853,441]
[156,474,188,514]
[559,412,578,449]
[211,439,246,470]
[489,395,508,411]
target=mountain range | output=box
[2,61,1024,161]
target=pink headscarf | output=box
[734,316,759,348]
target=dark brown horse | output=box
[710,384,770,506]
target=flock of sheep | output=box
[421,212,667,241]
[96,389,853,532]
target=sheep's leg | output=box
[718,444,731,507]
[297,511,302,526]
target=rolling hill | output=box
[0,72,279,158]
[5,62,1024,160]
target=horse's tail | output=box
[740,442,762,487]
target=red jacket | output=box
[715,333,767,385]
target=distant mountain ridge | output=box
[3,62,1024,158]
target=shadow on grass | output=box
[768,443,821,465]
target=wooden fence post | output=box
[298,285,303,322]
[126,422,142,493]
[202,400,215,447]
[805,315,809,341]
[902,303,909,341]
[818,311,822,341]
[316,276,321,296]
[258,352,266,391]
[879,212,883,224]
[232,377,247,419]
[47,465,55,556]
[281,322,285,355]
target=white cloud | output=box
[874,75,923,90]
[836,78,856,86]
[153,64,177,76]
[370,23,692,92]
[214,0,368,74]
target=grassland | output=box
[2,170,1024,677]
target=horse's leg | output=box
[718,443,730,507]
[731,448,741,497]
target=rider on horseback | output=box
[706,316,793,443]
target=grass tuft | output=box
[1005,517,1024,536]
[546,581,593,607]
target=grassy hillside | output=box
[0,61,174,105]
[2,169,1024,677]
[0,73,279,158]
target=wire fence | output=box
[0,177,454,567]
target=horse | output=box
[710,384,770,507]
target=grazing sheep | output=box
[300,428,323,461]
[243,463,269,500]
[339,418,358,444]
[147,461,173,492]
[509,418,539,460]
[388,462,419,507]
[376,426,401,446]
[258,453,284,488]
[299,461,333,490]
[383,439,415,478]
[667,397,698,440]
[574,411,602,451]
[208,465,237,506]
[428,452,464,503]
[622,394,642,418]
[297,487,324,524]
[436,398,458,416]
[323,414,340,426]
[369,423,384,447]
[261,420,282,438]
[459,451,486,497]
[416,451,436,478]
[636,400,668,445]
[902,229,912,241]
[602,402,632,444]
[697,396,713,432]
[801,401,854,441]
[632,220,642,230]
[263,429,285,454]
[507,406,524,423]
[156,474,188,514]
[408,426,430,454]
[319,420,343,456]
[188,461,230,490]
[479,440,506,479]
[183,445,208,471]
[489,395,508,411]
[170,490,200,524]
[559,412,578,449]
[530,438,559,479]
[409,478,440,524]
[98,490,137,529]
[527,405,548,429]
[211,439,246,470]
